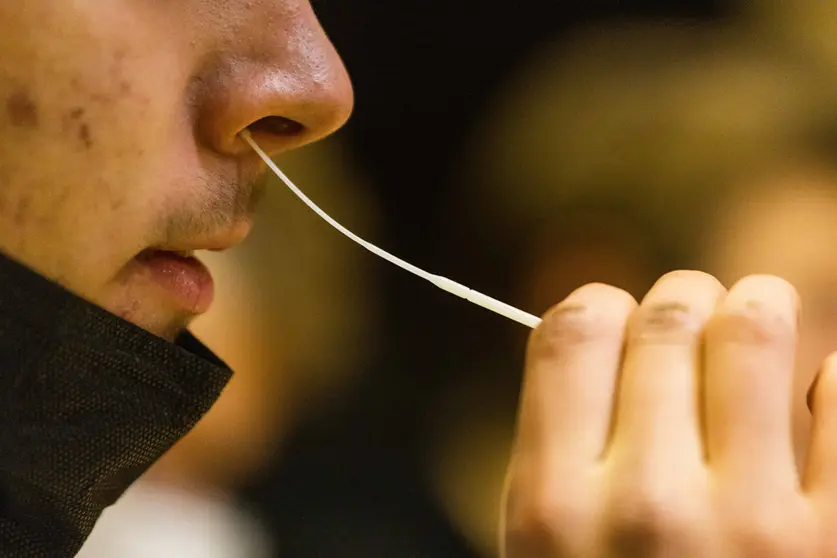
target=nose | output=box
[195,2,354,158]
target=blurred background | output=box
[79,0,837,556]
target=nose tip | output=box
[237,61,354,155]
[197,25,354,158]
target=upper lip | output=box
[149,220,254,254]
[145,157,264,256]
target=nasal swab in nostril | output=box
[239,129,543,329]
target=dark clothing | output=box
[0,254,231,557]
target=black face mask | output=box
[0,252,232,558]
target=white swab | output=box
[240,129,542,329]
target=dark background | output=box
[247,1,728,555]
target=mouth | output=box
[134,248,215,314]
[130,220,253,315]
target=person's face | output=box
[0,1,352,340]
[705,175,837,469]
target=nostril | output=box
[247,115,304,138]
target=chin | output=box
[156,322,192,343]
[136,313,194,342]
[124,314,191,342]
[105,297,192,341]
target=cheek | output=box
[0,14,193,288]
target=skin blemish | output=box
[61,107,87,136]
[110,195,125,211]
[5,90,39,128]
[79,123,93,149]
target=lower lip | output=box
[135,250,215,314]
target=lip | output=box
[159,219,254,253]
[135,249,215,314]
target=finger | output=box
[514,283,637,470]
[609,270,725,468]
[704,275,798,490]
[804,353,837,496]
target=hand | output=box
[501,271,835,557]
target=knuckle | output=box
[535,284,633,348]
[540,301,601,345]
[504,476,589,554]
[740,274,798,298]
[725,507,813,558]
[604,487,697,555]
[709,300,794,346]
[710,274,799,346]
[631,300,704,341]
[660,269,723,287]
